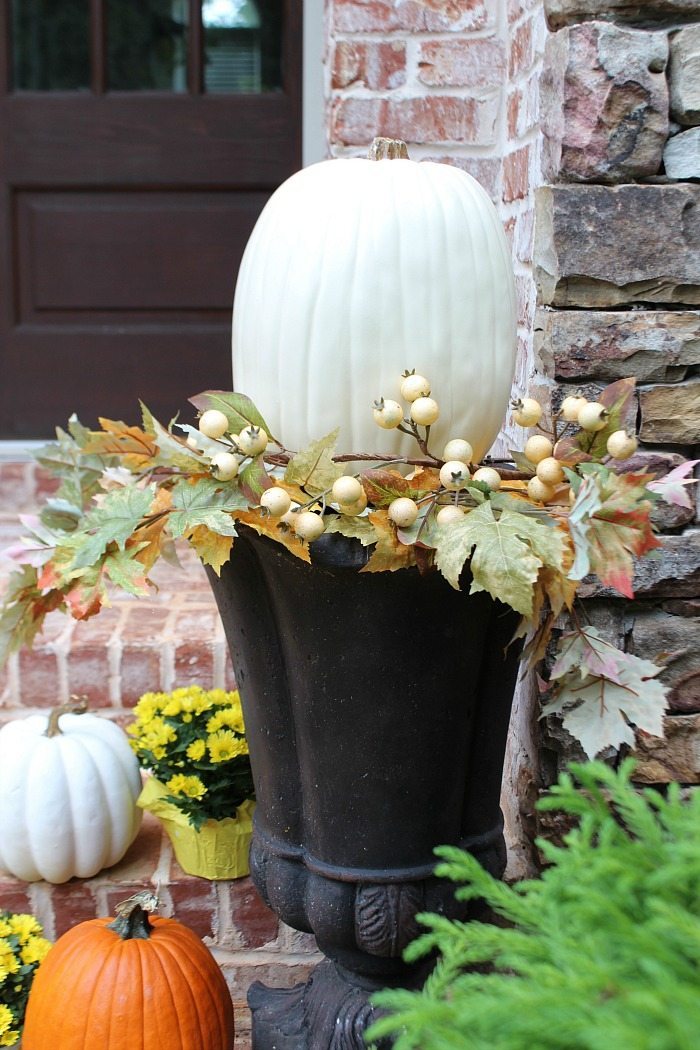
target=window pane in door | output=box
[203,0,281,93]
[12,0,90,91]
[107,0,189,91]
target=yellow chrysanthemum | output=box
[207,730,247,763]
[0,1029,19,1048]
[20,936,52,966]
[206,706,244,734]
[166,774,207,799]
[0,920,9,938]
[186,739,206,761]
[0,943,18,976]
[8,914,41,943]
[0,1005,14,1037]
[131,692,163,722]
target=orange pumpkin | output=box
[22,891,234,1050]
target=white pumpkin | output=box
[0,702,142,883]
[232,139,517,463]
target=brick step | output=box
[0,459,321,1042]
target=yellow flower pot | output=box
[137,777,254,880]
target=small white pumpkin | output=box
[0,700,142,883]
[232,138,517,463]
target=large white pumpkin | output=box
[232,140,517,463]
[0,704,142,883]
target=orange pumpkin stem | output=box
[368,137,409,161]
[44,696,88,738]
[107,891,160,940]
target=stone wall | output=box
[534,0,700,798]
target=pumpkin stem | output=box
[107,891,160,941]
[368,137,409,161]
[44,696,89,738]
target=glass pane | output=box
[107,0,189,91]
[203,0,281,94]
[12,0,90,91]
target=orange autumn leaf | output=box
[234,509,311,564]
[361,509,417,573]
[82,419,158,468]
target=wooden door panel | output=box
[5,328,234,437]
[16,189,269,318]
[0,0,302,438]
[1,95,299,186]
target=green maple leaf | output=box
[322,514,377,545]
[66,485,156,569]
[188,390,272,441]
[0,566,57,666]
[434,502,565,616]
[167,477,246,539]
[543,653,667,759]
[34,423,111,510]
[103,546,151,596]
[284,430,343,496]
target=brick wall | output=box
[533,0,700,798]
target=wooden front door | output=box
[0,0,302,438]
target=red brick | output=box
[503,145,531,203]
[0,462,34,512]
[66,649,112,706]
[119,605,170,704]
[507,0,540,23]
[51,883,98,937]
[67,607,122,706]
[18,648,61,707]
[332,0,491,33]
[168,877,218,941]
[174,642,214,689]
[509,20,533,78]
[424,154,500,202]
[120,648,163,705]
[103,883,157,920]
[33,467,61,501]
[227,878,279,949]
[331,96,498,148]
[224,651,237,691]
[0,880,32,915]
[173,608,220,688]
[418,39,505,89]
[332,40,406,91]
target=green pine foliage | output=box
[368,761,700,1050]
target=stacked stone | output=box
[535,0,700,787]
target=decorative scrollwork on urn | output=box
[354,883,424,957]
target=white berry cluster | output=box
[511,395,638,504]
[197,409,269,481]
[372,371,503,528]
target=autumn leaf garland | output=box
[0,379,692,759]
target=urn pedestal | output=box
[208,530,522,1050]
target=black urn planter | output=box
[208,528,522,1050]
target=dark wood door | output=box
[0,0,302,437]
